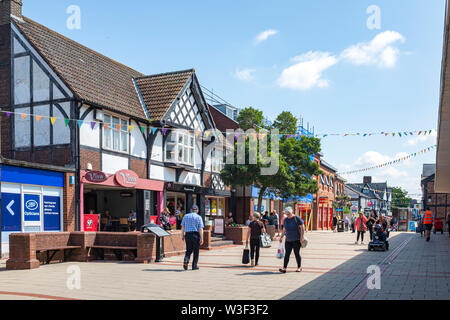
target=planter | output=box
[224,226,248,245]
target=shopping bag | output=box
[242,247,250,264]
[301,236,309,248]
[276,243,284,259]
[260,233,272,248]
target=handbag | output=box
[260,233,272,248]
[294,216,308,248]
[242,246,250,264]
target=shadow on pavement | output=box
[280,232,414,300]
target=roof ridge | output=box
[135,69,195,80]
[20,16,144,76]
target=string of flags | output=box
[0,110,436,141]
[339,145,437,175]
[315,130,436,138]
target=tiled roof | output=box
[135,70,195,121]
[14,17,148,119]
[207,104,239,132]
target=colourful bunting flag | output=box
[128,125,134,133]
[91,122,96,130]
[50,117,56,126]
[152,127,157,135]
[6,112,11,117]
[64,119,70,127]
[141,126,146,134]
[21,114,27,120]
[77,120,83,128]
[36,115,42,123]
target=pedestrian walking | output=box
[245,212,266,267]
[332,215,338,232]
[273,210,279,236]
[181,205,204,271]
[279,207,304,273]
[355,212,368,245]
[423,207,434,242]
[344,216,349,232]
[351,214,356,233]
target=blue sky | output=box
[22,0,446,198]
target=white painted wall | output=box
[102,153,129,174]
[151,132,163,162]
[130,120,146,159]
[53,102,71,145]
[149,165,175,182]
[79,107,100,149]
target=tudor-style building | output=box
[0,0,229,253]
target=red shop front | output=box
[319,197,331,230]
[80,170,164,232]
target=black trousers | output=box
[368,226,373,240]
[250,238,260,264]
[357,231,365,242]
[284,240,302,269]
[184,232,200,268]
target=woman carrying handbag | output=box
[279,207,305,273]
[246,212,266,267]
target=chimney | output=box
[0,0,22,25]
[363,176,372,184]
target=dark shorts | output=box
[424,224,433,231]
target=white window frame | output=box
[103,114,129,154]
[165,130,195,166]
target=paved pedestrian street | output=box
[0,231,449,300]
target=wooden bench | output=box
[37,246,82,265]
[87,245,137,261]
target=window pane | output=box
[190,136,194,147]
[178,146,183,162]
[178,134,183,144]
[184,146,188,163]
[104,127,112,148]
[121,119,127,129]
[113,117,119,125]
[104,115,111,124]
[121,132,128,152]
[190,148,194,165]
[166,144,175,161]
[113,129,119,150]
[168,132,176,143]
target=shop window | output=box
[103,114,128,153]
[165,130,195,166]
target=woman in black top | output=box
[246,212,266,267]
[367,210,377,241]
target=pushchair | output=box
[368,224,390,251]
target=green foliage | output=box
[273,111,298,134]
[236,107,264,130]
[392,187,413,208]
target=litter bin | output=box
[337,220,345,232]
[141,224,171,262]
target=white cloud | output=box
[277,51,338,90]
[340,30,405,68]
[404,130,437,147]
[254,29,278,44]
[234,68,256,81]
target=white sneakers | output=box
[355,241,365,245]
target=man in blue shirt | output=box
[181,205,204,271]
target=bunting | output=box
[339,145,437,175]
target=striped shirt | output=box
[181,212,204,232]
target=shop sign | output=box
[319,198,328,205]
[1,193,21,232]
[367,201,373,206]
[43,196,61,231]
[85,171,107,183]
[115,170,138,188]
[84,214,99,232]
[214,218,224,234]
[23,194,41,222]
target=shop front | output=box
[1,165,68,255]
[165,182,231,233]
[80,170,164,232]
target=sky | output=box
[21,0,446,199]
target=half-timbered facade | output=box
[0,0,229,251]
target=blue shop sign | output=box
[1,165,64,187]
[1,193,21,232]
[43,196,61,231]
[23,194,41,222]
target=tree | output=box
[392,187,412,208]
[221,109,322,215]
[273,111,297,134]
[236,107,264,130]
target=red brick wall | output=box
[63,172,76,231]
[130,158,147,178]
[80,147,101,171]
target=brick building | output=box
[421,164,450,228]
[0,0,230,253]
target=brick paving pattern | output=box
[0,231,448,300]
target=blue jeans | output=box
[184,232,200,268]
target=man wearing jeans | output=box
[181,205,204,271]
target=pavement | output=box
[0,230,449,300]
